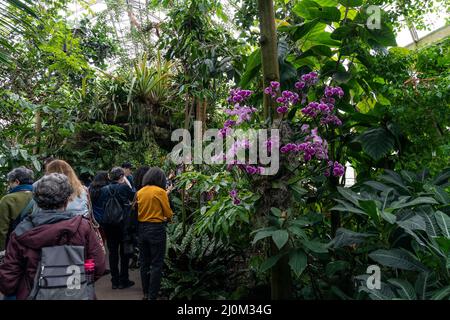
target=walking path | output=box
[95,267,143,300]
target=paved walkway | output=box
[95,267,143,300]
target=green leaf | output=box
[290,184,308,200]
[329,228,373,248]
[358,199,379,221]
[260,254,283,272]
[415,272,430,300]
[337,186,360,206]
[435,211,450,238]
[397,215,426,232]
[326,260,350,277]
[239,49,261,88]
[32,158,41,172]
[270,207,282,217]
[310,45,333,57]
[339,0,363,6]
[357,278,395,300]
[369,249,428,272]
[381,211,396,224]
[430,286,450,300]
[387,279,416,300]
[289,249,307,277]
[447,253,450,269]
[332,199,367,215]
[283,19,319,41]
[356,127,395,161]
[431,186,450,205]
[314,0,339,5]
[252,227,277,245]
[333,71,352,83]
[363,181,393,192]
[272,230,289,249]
[288,225,307,239]
[301,239,328,253]
[390,197,438,210]
[293,0,320,20]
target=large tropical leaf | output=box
[0,0,38,64]
[337,186,360,206]
[288,249,307,277]
[356,127,395,161]
[430,286,450,300]
[396,215,427,232]
[369,249,428,272]
[415,272,431,300]
[388,279,416,300]
[329,228,374,248]
[238,49,261,88]
[435,211,450,238]
[272,230,289,249]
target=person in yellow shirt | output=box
[136,167,173,300]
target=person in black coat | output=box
[102,167,135,289]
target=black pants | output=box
[104,224,130,286]
[138,222,166,299]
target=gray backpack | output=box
[28,244,94,300]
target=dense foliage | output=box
[0,0,449,300]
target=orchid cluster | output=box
[262,72,345,177]
[300,85,344,126]
[220,72,347,204]
[280,127,329,162]
[220,89,257,137]
[264,71,320,115]
[218,94,266,175]
[229,189,241,205]
[324,161,345,177]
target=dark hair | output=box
[134,166,150,191]
[33,173,73,210]
[79,172,92,187]
[142,167,167,190]
[109,167,125,182]
[7,167,34,185]
[121,162,133,169]
[89,171,109,201]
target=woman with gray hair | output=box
[0,166,34,252]
[0,173,106,300]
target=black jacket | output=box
[102,182,136,234]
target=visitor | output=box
[89,171,110,226]
[0,167,34,252]
[128,165,150,270]
[103,167,135,289]
[121,162,135,189]
[0,173,106,300]
[134,166,150,192]
[89,171,111,276]
[136,167,174,300]
[80,172,93,188]
[44,160,90,217]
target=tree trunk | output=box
[270,242,293,299]
[257,0,280,121]
[257,1,292,299]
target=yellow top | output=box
[137,185,173,223]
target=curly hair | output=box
[33,173,74,210]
